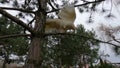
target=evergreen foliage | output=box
[0,16,29,63]
[42,25,99,67]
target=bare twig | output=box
[74,0,105,7]
[48,0,56,10]
[28,17,35,26]
[112,36,120,43]
[0,7,35,13]
[0,8,34,34]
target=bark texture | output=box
[24,0,47,68]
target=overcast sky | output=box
[74,0,120,63]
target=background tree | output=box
[42,25,99,68]
[0,16,29,68]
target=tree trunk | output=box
[24,0,47,68]
[2,60,6,68]
[24,37,44,68]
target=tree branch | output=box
[0,8,34,34]
[111,36,120,44]
[74,0,105,7]
[0,34,31,39]
[0,7,35,13]
[0,32,119,47]
[48,0,56,10]
[45,33,120,47]
[47,0,105,13]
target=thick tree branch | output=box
[0,7,35,13]
[0,33,119,47]
[0,34,31,39]
[47,0,105,13]
[0,8,34,34]
[45,33,120,47]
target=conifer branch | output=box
[0,34,31,39]
[0,8,34,34]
